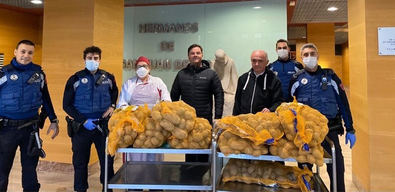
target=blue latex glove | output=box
[84,119,97,130]
[345,132,356,149]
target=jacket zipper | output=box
[250,78,257,113]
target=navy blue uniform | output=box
[0,58,57,192]
[63,68,118,192]
[290,66,354,192]
[268,59,303,101]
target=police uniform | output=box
[290,66,355,192]
[63,68,118,192]
[0,58,57,192]
[268,59,303,101]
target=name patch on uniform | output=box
[301,78,308,85]
[10,74,18,81]
[81,78,88,84]
[288,71,295,74]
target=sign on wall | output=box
[378,27,395,55]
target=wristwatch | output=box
[50,118,59,124]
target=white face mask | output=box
[277,49,289,59]
[303,56,318,70]
[85,60,99,71]
[136,67,149,78]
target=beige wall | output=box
[307,23,342,78]
[0,8,42,65]
[349,0,395,191]
[42,0,123,164]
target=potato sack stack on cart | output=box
[107,101,212,156]
[215,99,330,191]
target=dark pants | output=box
[72,128,114,192]
[299,131,345,192]
[0,125,40,192]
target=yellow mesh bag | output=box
[107,104,151,156]
[218,130,268,156]
[222,159,313,192]
[217,112,283,146]
[169,117,212,149]
[276,98,328,152]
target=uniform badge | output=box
[301,78,308,85]
[81,78,88,84]
[10,74,18,81]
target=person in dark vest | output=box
[290,43,356,192]
[0,40,59,192]
[63,46,118,192]
[268,39,303,101]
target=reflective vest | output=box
[0,64,43,119]
[292,69,339,119]
[73,70,112,118]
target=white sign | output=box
[378,27,395,55]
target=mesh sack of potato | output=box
[275,99,328,152]
[169,117,212,149]
[133,118,171,148]
[151,101,196,140]
[269,138,325,166]
[217,112,283,146]
[107,105,151,156]
[218,130,268,156]
[222,159,313,192]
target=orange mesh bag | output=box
[275,98,328,153]
[222,159,313,192]
[269,138,325,166]
[218,130,268,156]
[107,105,151,156]
[217,112,283,146]
[169,117,212,149]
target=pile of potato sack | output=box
[222,159,313,192]
[217,99,329,166]
[107,101,212,156]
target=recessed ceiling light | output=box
[253,6,262,9]
[30,0,42,5]
[327,6,338,12]
[289,1,296,6]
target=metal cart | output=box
[212,130,337,192]
[104,138,216,191]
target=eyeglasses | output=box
[302,51,317,57]
[86,56,100,61]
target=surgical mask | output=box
[85,60,99,71]
[136,67,149,78]
[303,56,318,69]
[277,49,289,59]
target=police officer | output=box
[290,43,356,192]
[0,40,59,192]
[63,46,118,192]
[268,39,303,101]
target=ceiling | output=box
[0,0,348,44]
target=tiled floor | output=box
[7,134,358,192]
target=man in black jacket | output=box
[233,50,283,115]
[171,44,224,162]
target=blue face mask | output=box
[85,60,99,71]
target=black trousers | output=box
[0,125,40,192]
[299,131,345,192]
[72,128,114,192]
